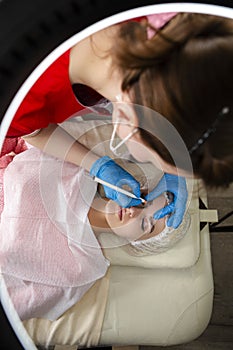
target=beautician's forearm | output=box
[23,124,99,171]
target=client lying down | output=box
[0,147,189,321]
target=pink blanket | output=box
[0,147,109,320]
[0,137,28,215]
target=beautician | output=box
[6,12,233,229]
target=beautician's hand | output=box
[90,156,142,207]
[145,173,188,229]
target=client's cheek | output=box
[111,221,143,241]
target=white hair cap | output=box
[124,212,191,256]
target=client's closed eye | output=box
[141,217,155,235]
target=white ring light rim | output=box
[0,3,233,350]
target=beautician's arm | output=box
[23,123,141,207]
[23,123,99,171]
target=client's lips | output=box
[118,207,126,221]
[118,207,122,221]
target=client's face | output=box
[104,195,166,241]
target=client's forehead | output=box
[145,196,166,215]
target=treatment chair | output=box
[22,118,218,349]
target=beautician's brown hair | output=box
[112,13,233,188]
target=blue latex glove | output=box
[90,156,141,207]
[145,173,188,229]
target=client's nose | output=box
[128,207,139,218]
